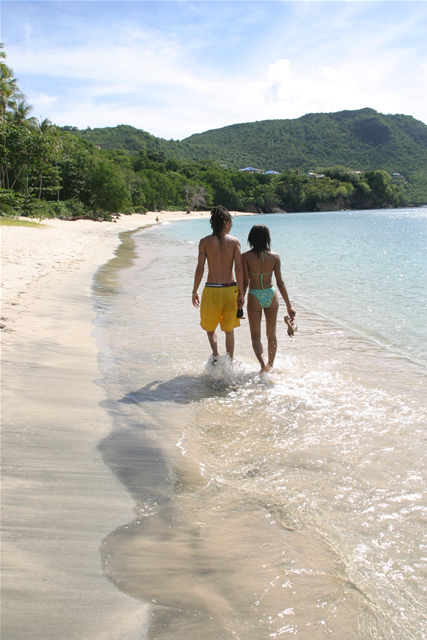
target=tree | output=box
[36,118,62,200]
[275,171,306,212]
[8,99,37,127]
[0,45,22,188]
[0,46,20,123]
[136,169,183,211]
[87,161,130,216]
[2,123,34,194]
[183,183,209,211]
[201,166,240,209]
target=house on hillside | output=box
[239,167,280,175]
[239,167,263,173]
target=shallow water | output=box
[94,210,427,640]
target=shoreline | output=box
[0,209,249,639]
[2,208,426,638]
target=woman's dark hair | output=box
[210,205,232,237]
[247,224,271,256]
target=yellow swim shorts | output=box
[200,284,240,333]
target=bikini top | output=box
[249,251,273,290]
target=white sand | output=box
[0,209,249,639]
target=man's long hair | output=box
[210,205,232,238]
[247,224,271,257]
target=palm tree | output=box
[0,44,22,187]
[38,117,52,135]
[0,46,21,125]
[9,99,37,127]
[0,42,8,74]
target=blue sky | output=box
[2,1,426,139]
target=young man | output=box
[192,205,244,360]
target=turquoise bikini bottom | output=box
[248,287,276,309]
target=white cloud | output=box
[25,46,427,139]
[258,46,427,126]
[31,92,57,111]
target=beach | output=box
[2,208,426,640]
[0,210,218,640]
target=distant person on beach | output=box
[242,224,295,372]
[192,205,244,361]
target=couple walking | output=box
[192,205,296,372]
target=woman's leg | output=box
[264,295,279,368]
[247,295,268,371]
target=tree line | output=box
[1,45,406,221]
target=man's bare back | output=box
[200,233,241,284]
[192,212,243,306]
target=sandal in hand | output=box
[284,315,297,337]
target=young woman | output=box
[242,224,295,372]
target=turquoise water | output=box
[161,208,427,366]
[94,209,427,640]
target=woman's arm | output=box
[242,252,250,297]
[274,255,296,319]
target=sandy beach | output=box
[3,207,426,640]
[0,209,230,640]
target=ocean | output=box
[93,208,427,640]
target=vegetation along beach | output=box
[2,42,427,220]
[1,9,427,639]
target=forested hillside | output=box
[181,109,427,173]
[70,109,427,203]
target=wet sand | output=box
[0,210,227,640]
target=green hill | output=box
[66,108,427,203]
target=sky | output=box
[1,0,427,140]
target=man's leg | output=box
[207,331,219,358]
[225,330,235,359]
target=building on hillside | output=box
[239,167,263,173]
[239,167,280,175]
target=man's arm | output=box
[192,239,207,308]
[233,239,245,308]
